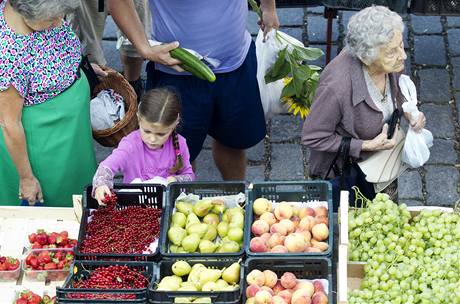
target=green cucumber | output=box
[170,47,216,83]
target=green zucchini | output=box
[170,47,216,83]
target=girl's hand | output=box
[166,176,177,184]
[94,185,111,206]
[362,124,397,151]
[19,176,43,205]
[405,111,426,132]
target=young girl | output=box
[93,87,195,204]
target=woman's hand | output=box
[362,124,397,151]
[166,176,177,184]
[405,111,426,132]
[94,185,112,206]
[19,176,43,205]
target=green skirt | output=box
[0,72,97,207]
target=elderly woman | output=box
[302,6,425,204]
[0,0,97,206]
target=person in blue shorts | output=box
[106,0,279,180]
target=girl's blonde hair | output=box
[138,87,183,174]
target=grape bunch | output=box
[348,195,460,304]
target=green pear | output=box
[228,212,245,229]
[168,226,186,246]
[193,199,213,217]
[203,213,220,226]
[180,282,198,289]
[203,225,217,241]
[185,213,200,229]
[157,276,181,291]
[187,264,206,283]
[211,203,226,215]
[217,222,229,238]
[176,201,193,215]
[222,285,238,291]
[178,285,198,291]
[181,233,200,252]
[226,207,244,221]
[193,298,212,303]
[218,240,240,253]
[172,212,187,228]
[201,281,217,291]
[221,262,240,284]
[198,240,217,253]
[227,227,244,243]
[174,297,193,303]
[172,260,192,276]
[199,268,222,286]
[215,279,229,290]
[186,223,209,238]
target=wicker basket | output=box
[91,66,138,147]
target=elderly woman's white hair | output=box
[346,6,404,64]
[9,0,79,21]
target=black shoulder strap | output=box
[324,137,351,179]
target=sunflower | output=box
[281,96,310,119]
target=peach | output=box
[311,223,329,241]
[311,291,328,304]
[313,280,324,293]
[268,233,286,248]
[253,198,272,215]
[247,269,266,287]
[295,229,312,243]
[270,223,288,236]
[246,284,262,298]
[270,245,288,253]
[311,239,329,252]
[291,289,312,304]
[291,216,300,229]
[284,233,306,253]
[261,286,274,295]
[272,296,288,304]
[254,290,273,304]
[314,206,328,218]
[263,270,278,288]
[272,281,284,294]
[279,219,295,234]
[291,206,301,217]
[246,298,256,304]
[260,212,277,226]
[278,290,293,303]
[295,281,314,298]
[250,237,268,253]
[304,247,321,253]
[252,220,270,236]
[298,207,315,219]
[298,216,315,231]
[274,202,293,220]
[280,272,297,289]
[315,215,329,227]
[260,232,271,242]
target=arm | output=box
[0,87,43,204]
[259,0,280,38]
[106,0,183,71]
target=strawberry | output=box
[0,263,6,271]
[44,262,57,270]
[29,256,39,269]
[57,260,65,269]
[6,257,19,270]
[35,233,48,246]
[15,299,27,304]
[29,294,41,304]
[37,251,51,264]
[31,242,42,249]
[42,295,52,304]
[28,233,37,244]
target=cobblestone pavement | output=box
[97,6,460,207]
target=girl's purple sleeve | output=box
[174,137,196,182]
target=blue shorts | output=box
[146,42,266,161]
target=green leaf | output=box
[292,45,324,61]
[264,47,290,83]
[289,60,312,98]
[280,81,296,98]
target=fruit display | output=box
[153,260,241,303]
[0,255,21,281]
[79,193,162,254]
[348,193,460,303]
[166,197,246,254]
[23,248,74,281]
[245,269,328,304]
[28,230,77,249]
[248,198,330,254]
[14,290,56,304]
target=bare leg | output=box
[212,140,246,180]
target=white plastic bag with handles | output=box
[255,29,304,118]
[398,75,433,168]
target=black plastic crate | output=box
[148,258,243,304]
[242,257,333,303]
[323,0,408,13]
[76,184,165,261]
[245,181,333,257]
[160,181,248,258]
[56,260,156,303]
[410,0,460,15]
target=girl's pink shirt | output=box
[100,130,195,183]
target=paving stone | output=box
[411,16,443,34]
[278,8,305,26]
[194,150,221,181]
[417,69,451,102]
[451,57,460,89]
[403,25,410,48]
[426,139,458,165]
[307,5,324,14]
[280,27,304,42]
[419,104,456,138]
[247,140,266,162]
[270,115,304,142]
[308,44,339,67]
[425,166,460,206]
[398,170,423,200]
[457,93,460,124]
[399,199,424,206]
[102,40,122,72]
[103,16,117,39]
[247,165,266,182]
[270,144,304,180]
[447,16,460,28]
[340,10,355,28]
[94,141,113,164]
[414,35,446,66]
[308,16,339,43]
[447,28,460,56]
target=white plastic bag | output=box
[255,29,303,118]
[398,75,433,168]
[90,89,125,131]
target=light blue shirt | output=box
[149,0,252,74]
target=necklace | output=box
[379,75,389,103]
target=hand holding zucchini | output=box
[170,47,216,83]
